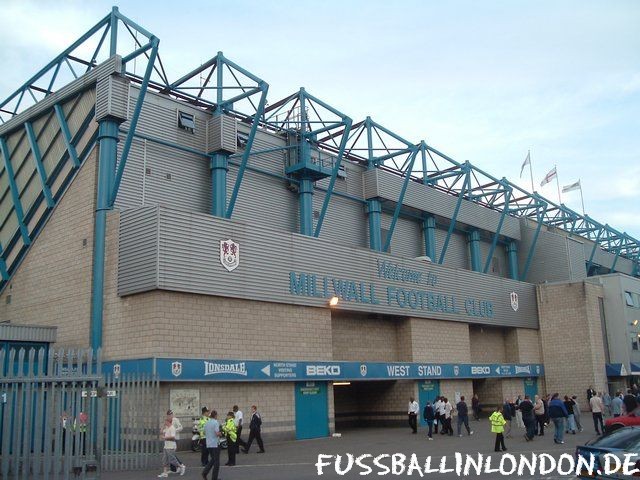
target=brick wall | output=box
[0,150,97,346]
[399,317,471,363]
[537,281,607,398]
[331,312,398,361]
[469,326,506,363]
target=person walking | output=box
[603,391,612,417]
[514,395,525,429]
[502,398,513,438]
[611,391,623,417]
[489,406,507,452]
[548,393,568,444]
[198,407,210,467]
[443,397,453,436]
[233,405,248,451]
[408,397,419,434]
[589,392,605,435]
[222,411,238,466]
[243,405,265,454]
[572,395,584,432]
[202,410,222,480]
[456,396,473,437]
[534,395,545,436]
[423,401,435,440]
[434,397,443,434]
[563,395,577,434]
[158,417,186,477]
[471,394,480,421]
[519,395,536,441]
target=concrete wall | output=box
[469,326,506,363]
[0,149,97,346]
[537,281,607,397]
[331,313,399,362]
[398,317,471,363]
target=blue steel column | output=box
[299,178,314,236]
[422,215,436,261]
[210,153,228,217]
[367,199,382,251]
[507,240,519,280]
[90,119,120,351]
[468,230,481,272]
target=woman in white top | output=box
[159,416,186,477]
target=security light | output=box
[333,382,351,386]
[632,319,639,327]
[328,296,339,307]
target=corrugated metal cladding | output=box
[363,169,522,240]
[0,324,57,343]
[117,206,159,296]
[119,205,539,329]
[583,239,633,275]
[567,236,587,280]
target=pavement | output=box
[101,420,601,479]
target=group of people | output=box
[160,405,265,480]
[409,385,640,454]
[412,395,476,440]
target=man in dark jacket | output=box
[423,402,435,440]
[548,393,569,444]
[519,395,536,441]
[242,405,264,454]
[502,398,513,437]
[456,396,473,437]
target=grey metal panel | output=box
[518,222,572,283]
[0,324,57,343]
[567,236,587,280]
[117,206,159,295]
[114,137,145,209]
[583,239,634,275]
[479,239,507,277]
[237,124,287,176]
[313,192,367,248]
[206,115,237,154]
[380,213,422,258]
[119,205,538,329]
[95,75,129,122]
[0,55,120,137]
[363,169,521,239]
[434,228,468,269]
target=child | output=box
[159,417,186,477]
[489,406,507,452]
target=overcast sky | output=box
[1,0,638,239]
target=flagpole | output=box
[555,164,561,204]
[579,181,585,215]
[528,149,534,192]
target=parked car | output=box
[605,407,640,433]
[575,427,640,479]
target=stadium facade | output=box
[0,8,638,442]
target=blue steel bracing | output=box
[483,181,512,274]
[438,165,470,264]
[24,121,55,208]
[382,149,419,251]
[0,242,8,280]
[53,104,81,168]
[521,198,549,281]
[0,137,31,245]
[109,38,159,207]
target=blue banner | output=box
[102,358,544,382]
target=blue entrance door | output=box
[295,382,329,439]
[524,377,538,399]
[418,380,440,426]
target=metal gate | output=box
[0,347,159,479]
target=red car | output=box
[605,407,640,432]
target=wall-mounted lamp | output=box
[632,319,639,327]
[328,296,339,307]
[333,382,351,386]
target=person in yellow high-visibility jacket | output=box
[222,412,238,466]
[489,406,507,452]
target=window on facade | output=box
[632,337,639,351]
[625,291,635,306]
[236,132,249,149]
[177,111,195,133]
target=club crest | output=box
[453,365,460,376]
[360,364,367,377]
[113,363,121,379]
[171,361,183,377]
[220,239,240,272]
[510,292,519,312]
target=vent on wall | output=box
[177,110,195,133]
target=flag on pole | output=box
[540,166,557,187]
[520,152,530,178]
[562,180,581,193]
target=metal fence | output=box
[0,347,159,479]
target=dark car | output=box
[575,427,640,479]
[605,407,640,433]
